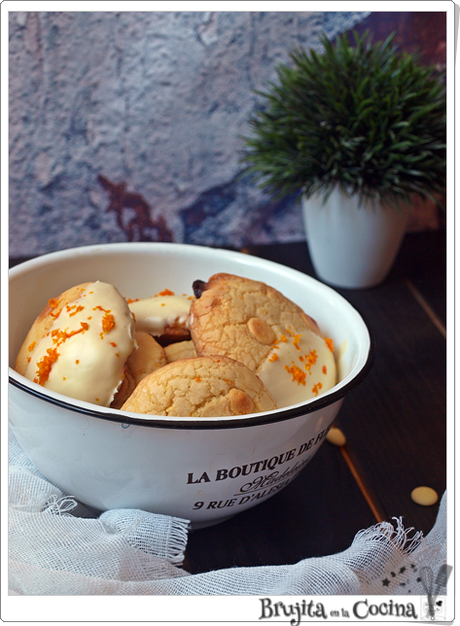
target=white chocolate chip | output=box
[326,427,346,447]
[411,486,438,506]
[247,317,276,345]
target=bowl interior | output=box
[9,243,371,417]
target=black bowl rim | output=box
[9,336,374,430]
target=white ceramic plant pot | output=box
[302,187,410,289]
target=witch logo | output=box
[419,564,452,620]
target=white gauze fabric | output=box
[8,426,448,596]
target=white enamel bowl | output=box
[9,243,373,528]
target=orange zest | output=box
[93,305,115,338]
[34,348,60,385]
[48,298,60,309]
[101,312,115,334]
[285,363,306,386]
[292,333,302,350]
[284,328,303,351]
[312,382,323,396]
[51,322,88,346]
[304,350,318,372]
[324,337,334,352]
[66,304,85,317]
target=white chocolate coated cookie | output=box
[15,282,91,376]
[17,281,136,406]
[128,290,193,345]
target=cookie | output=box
[190,273,337,407]
[15,281,136,407]
[111,332,168,409]
[14,282,92,376]
[164,339,197,363]
[121,355,277,417]
[190,273,321,369]
[128,290,193,346]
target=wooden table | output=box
[184,229,447,574]
[9,229,447,575]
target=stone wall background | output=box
[9,11,445,258]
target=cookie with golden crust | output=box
[121,355,277,417]
[111,332,168,409]
[189,273,337,408]
[190,273,321,371]
[164,339,197,363]
[14,282,92,376]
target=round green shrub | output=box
[241,30,446,206]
